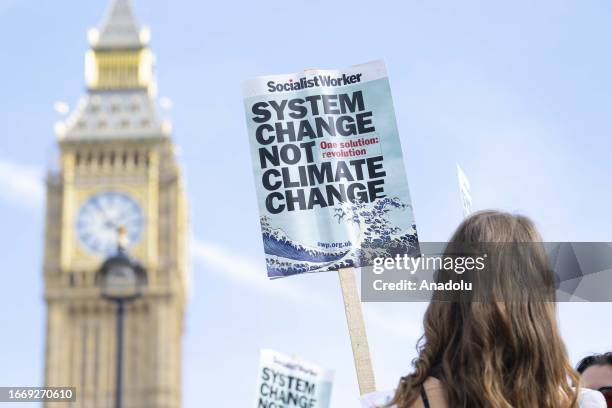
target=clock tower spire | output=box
[84,0,155,92]
[43,1,188,406]
[94,0,144,50]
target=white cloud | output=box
[0,156,423,343]
[190,237,422,340]
[0,159,44,209]
[190,237,328,307]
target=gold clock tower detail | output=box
[43,1,188,407]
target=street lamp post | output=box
[96,228,147,408]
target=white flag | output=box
[456,164,472,218]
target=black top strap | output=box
[420,385,431,408]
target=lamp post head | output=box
[96,227,147,301]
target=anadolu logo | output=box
[267,73,363,93]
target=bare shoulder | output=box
[422,377,445,392]
[408,377,449,408]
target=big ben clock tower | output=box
[43,1,188,407]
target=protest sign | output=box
[256,349,333,408]
[242,60,418,279]
[243,61,418,395]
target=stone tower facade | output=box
[43,1,188,407]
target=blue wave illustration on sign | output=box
[262,197,419,278]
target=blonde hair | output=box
[389,210,579,408]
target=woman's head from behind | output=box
[390,210,578,408]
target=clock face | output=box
[76,191,145,255]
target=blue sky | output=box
[0,0,611,406]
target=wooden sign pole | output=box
[299,68,376,395]
[338,267,376,395]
